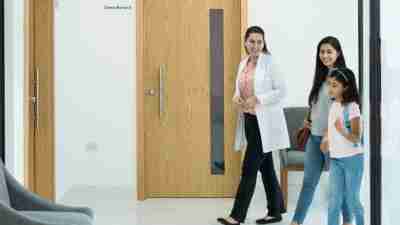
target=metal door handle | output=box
[145,89,156,96]
[35,67,40,130]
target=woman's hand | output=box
[244,96,259,109]
[233,95,244,105]
[233,96,244,111]
[304,119,312,129]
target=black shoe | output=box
[255,215,282,224]
[217,218,240,225]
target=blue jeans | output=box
[329,154,364,225]
[292,135,352,224]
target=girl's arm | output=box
[335,117,361,144]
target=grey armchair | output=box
[0,161,94,225]
[280,107,329,209]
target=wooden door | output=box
[143,0,242,197]
[25,0,55,200]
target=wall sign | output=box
[104,3,132,10]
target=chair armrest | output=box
[0,201,58,225]
[279,149,289,169]
[5,169,94,219]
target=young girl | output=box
[322,67,364,225]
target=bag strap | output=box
[343,104,351,131]
[343,104,362,147]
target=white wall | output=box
[249,0,359,107]
[54,0,135,199]
[4,0,25,183]
[381,1,400,224]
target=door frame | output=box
[24,0,35,192]
[135,0,249,200]
[24,0,55,200]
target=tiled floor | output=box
[59,180,333,225]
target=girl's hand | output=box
[337,117,361,144]
[320,134,329,152]
[335,119,345,134]
[320,140,329,153]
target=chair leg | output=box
[281,168,288,210]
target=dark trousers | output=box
[230,113,285,222]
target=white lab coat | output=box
[233,53,290,153]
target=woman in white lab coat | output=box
[217,26,290,225]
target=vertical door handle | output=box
[35,67,40,130]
